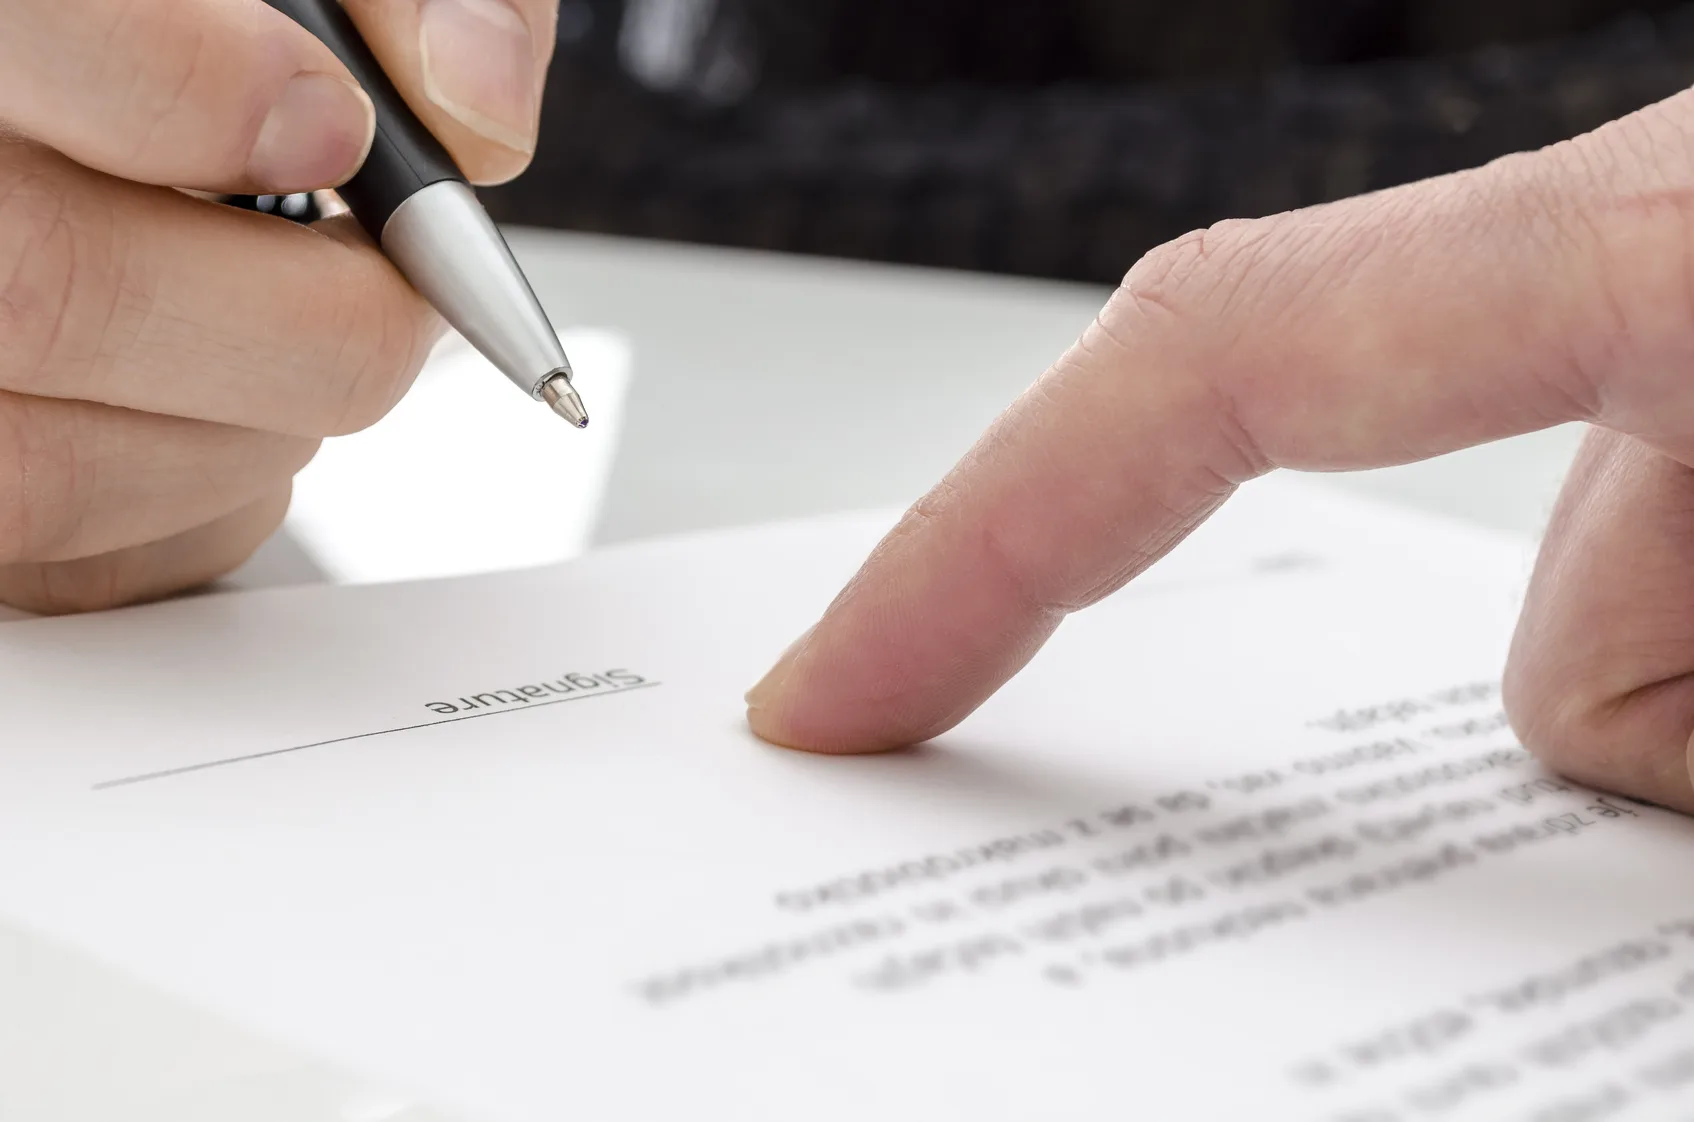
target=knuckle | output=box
[1097,222,1277,483]
[1106,212,1335,373]
[1114,219,1261,328]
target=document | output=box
[1,478,1692,1122]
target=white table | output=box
[514,228,1585,545]
[1,229,1589,1120]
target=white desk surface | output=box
[505,228,1586,546]
[1,229,1589,1120]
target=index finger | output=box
[745,89,1694,753]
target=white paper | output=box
[2,478,1693,1122]
[285,327,632,584]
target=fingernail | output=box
[249,73,375,193]
[745,629,813,715]
[420,0,540,155]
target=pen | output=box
[260,0,588,428]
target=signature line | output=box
[92,681,663,791]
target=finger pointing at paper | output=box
[0,0,558,612]
[747,88,1694,816]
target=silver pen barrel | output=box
[381,181,588,428]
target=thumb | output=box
[338,0,557,186]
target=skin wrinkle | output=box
[0,164,79,395]
[304,223,436,436]
[299,246,416,435]
[988,388,1069,520]
[1203,360,1276,485]
[1021,336,1248,613]
[349,285,435,432]
[124,210,316,396]
[1278,203,1386,313]
[126,19,210,168]
[1069,496,1223,609]
[85,187,246,399]
[1309,169,1592,463]
[1116,228,1211,329]
[88,199,156,380]
[0,164,438,435]
[324,282,387,434]
[1236,209,1374,327]
[1074,309,1138,374]
[88,0,144,108]
[1590,212,1694,442]
[1443,169,1605,432]
[1588,95,1694,194]
[74,182,132,386]
[1155,225,1255,330]
[1562,194,1644,415]
[972,502,1070,622]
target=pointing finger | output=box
[748,89,1694,753]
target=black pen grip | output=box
[261,0,465,239]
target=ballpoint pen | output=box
[261,0,588,428]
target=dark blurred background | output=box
[482,0,1694,284]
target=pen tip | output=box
[540,373,590,429]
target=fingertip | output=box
[744,629,831,752]
[744,699,914,756]
[247,73,376,194]
[743,633,899,755]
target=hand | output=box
[0,0,558,612]
[746,88,1694,815]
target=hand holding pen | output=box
[0,0,564,614]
